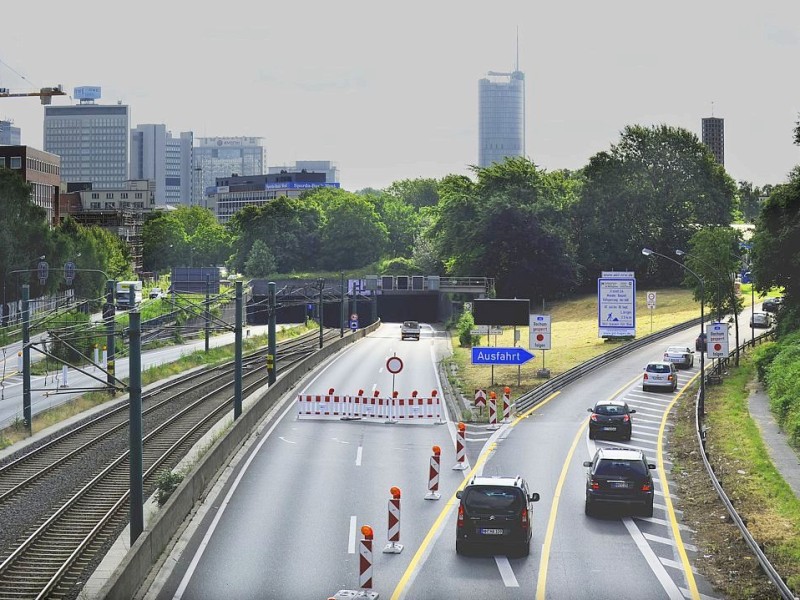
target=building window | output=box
[106,192,114,199]
[10,157,22,169]
[121,192,128,199]
[91,192,100,199]
[105,202,115,209]
[135,192,142,199]
[90,202,101,209]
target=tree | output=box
[575,124,738,288]
[384,178,440,209]
[315,189,388,270]
[372,193,419,258]
[737,181,763,224]
[243,239,277,278]
[751,166,800,331]
[142,212,186,273]
[794,113,800,146]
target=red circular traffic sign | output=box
[536,334,544,341]
[714,343,722,351]
[386,356,404,374]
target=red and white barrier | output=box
[297,388,443,423]
[488,391,499,429]
[502,386,512,423]
[359,525,374,590]
[383,487,403,553]
[474,388,486,408]
[453,422,467,470]
[425,446,441,500]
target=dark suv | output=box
[583,447,655,517]
[456,475,540,556]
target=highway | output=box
[141,320,738,600]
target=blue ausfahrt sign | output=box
[471,347,535,365]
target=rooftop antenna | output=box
[711,100,715,117]
[515,26,520,71]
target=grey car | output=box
[642,361,678,392]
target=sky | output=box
[2,1,799,192]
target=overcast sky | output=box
[2,1,799,192]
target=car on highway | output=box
[762,297,783,313]
[750,312,772,328]
[663,345,694,369]
[149,287,163,299]
[642,360,678,392]
[401,320,421,340]
[695,332,707,352]
[587,399,635,441]
[456,475,540,557]
[583,447,656,517]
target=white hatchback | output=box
[642,361,678,392]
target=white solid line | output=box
[356,445,363,466]
[349,516,357,554]
[494,555,520,587]
[622,518,684,600]
[644,532,697,552]
[680,587,721,600]
[637,516,693,531]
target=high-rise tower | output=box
[702,116,724,166]
[478,38,525,168]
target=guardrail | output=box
[515,315,706,412]
[695,330,798,600]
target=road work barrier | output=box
[488,391,499,429]
[297,388,443,423]
[360,525,374,589]
[425,445,441,500]
[383,487,403,553]
[502,386,511,423]
[453,422,467,470]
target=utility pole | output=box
[234,281,243,419]
[204,274,210,353]
[318,278,325,349]
[105,280,116,391]
[22,285,31,434]
[268,282,276,385]
[129,310,143,544]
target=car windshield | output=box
[646,364,671,373]
[404,321,419,327]
[464,487,522,512]
[594,404,626,415]
[595,459,647,477]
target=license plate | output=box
[609,481,630,489]
[480,528,504,535]
[602,426,617,431]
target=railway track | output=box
[0,328,341,599]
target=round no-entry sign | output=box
[386,356,404,374]
[714,343,722,351]
[536,333,545,341]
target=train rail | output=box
[0,328,341,599]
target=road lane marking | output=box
[644,532,697,552]
[356,445,363,466]
[389,391,561,600]
[348,515,357,554]
[623,517,685,599]
[657,372,701,600]
[278,437,296,444]
[495,556,519,587]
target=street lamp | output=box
[676,249,740,366]
[642,248,705,411]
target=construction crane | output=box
[0,84,65,105]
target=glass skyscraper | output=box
[193,137,265,206]
[478,70,525,168]
[130,124,193,207]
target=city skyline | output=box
[2,1,799,192]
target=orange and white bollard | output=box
[17,351,22,372]
[453,422,467,470]
[502,386,511,423]
[359,525,374,590]
[383,486,403,553]
[386,390,399,423]
[488,391,499,429]
[425,445,441,500]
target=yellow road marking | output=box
[389,391,560,600]
[658,372,701,600]
[536,374,641,600]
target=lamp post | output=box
[642,248,705,411]
[676,249,740,367]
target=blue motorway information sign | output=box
[471,347,534,365]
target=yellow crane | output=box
[0,84,65,105]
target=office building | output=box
[208,170,339,225]
[43,87,130,190]
[0,145,61,225]
[193,137,266,206]
[702,117,724,166]
[478,69,525,168]
[0,119,21,144]
[269,160,339,184]
[130,124,193,207]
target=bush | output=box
[763,331,800,449]
[752,341,780,382]
[456,309,480,347]
[155,470,184,506]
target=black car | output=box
[587,400,635,440]
[762,297,783,313]
[456,475,540,557]
[695,332,707,352]
[583,447,656,517]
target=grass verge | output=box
[670,354,800,598]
